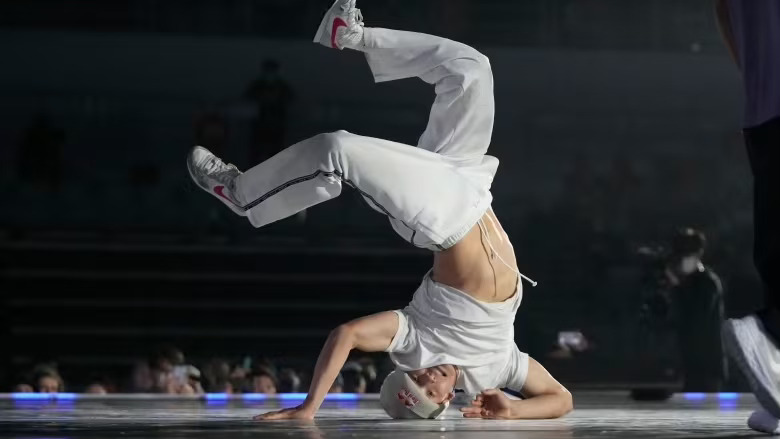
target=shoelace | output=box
[352,8,363,26]
[204,157,238,183]
[203,157,223,174]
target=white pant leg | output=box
[358,28,500,244]
[235,29,498,249]
[233,130,490,249]
[360,28,497,171]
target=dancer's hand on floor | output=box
[460,389,513,419]
[253,405,315,421]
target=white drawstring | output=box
[483,209,504,245]
[477,217,538,287]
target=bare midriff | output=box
[431,209,519,303]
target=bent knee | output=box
[443,43,492,86]
[313,130,350,153]
[311,130,365,166]
[453,42,491,73]
[467,48,491,71]
[468,52,492,82]
[448,57,493,92]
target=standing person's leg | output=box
[749,118,780,342]
[725,116,780,431]
[723,118,780,419]
[715,1,780,430]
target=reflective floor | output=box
[0,392,761,439]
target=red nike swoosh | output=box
[213,186,234,204]
[331,17,347,48]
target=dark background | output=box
[0,0,758,393]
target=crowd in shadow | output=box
[11,344,385,395]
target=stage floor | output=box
[0,392,761,439]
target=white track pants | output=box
[234,28,499,250]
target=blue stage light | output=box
[12,393,78,400]
[325,393,359,401]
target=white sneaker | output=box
[313,0,364,50]
[187,146,246,217]
[723,315,780,419]
[749,409,780,435]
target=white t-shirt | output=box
[385,271,529,395]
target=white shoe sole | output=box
[313,0,342,46]
[723,318,780,418]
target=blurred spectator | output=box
[637,228,725,391]
[245,58,294,165]
[341,361,367,393]
[229,360,249,391]
[35,370,64,393]
[178,384,196,395]
[249,357,278,377]
[132,345,185,393]
[356,357,378,392]
[278,368,302,393]
[130,361,154,392]
[185,365,205,394]
[208,379,234,394]
[169,364,204,395]
[666,228,726,391]
[546,330,592,360]
[203,358,234,393]
[16,112,65,192]
[84,375,116,394]
[341,370,366,394]
[85,382,108,394]
[248,366,277,394]
[156,346,185,392]
[13,383,34,392]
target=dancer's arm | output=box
[254,311,400,420]
[460,357,572,420]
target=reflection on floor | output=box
[0,392,760,439]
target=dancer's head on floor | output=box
[379,365,457,419]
